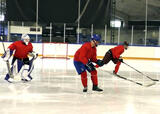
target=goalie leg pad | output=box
[21,58,34,81]
[27,61,34,80]
[4,58,19,81]
[21,65,30,81]
[4,57,34,82]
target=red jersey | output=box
[74,42,97,65]
[111,45,124,59]
[8,41,33,59]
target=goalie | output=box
[2,34,38,83]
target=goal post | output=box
[42,42,69,59]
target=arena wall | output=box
[0,42,160,60]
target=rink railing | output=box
[1,42,160,61]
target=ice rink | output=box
[0,58,160,114]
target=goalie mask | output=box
[21,34,30,45]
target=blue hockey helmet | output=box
[91,34,101,42]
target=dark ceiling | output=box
[116,0,160,21]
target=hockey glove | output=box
[96,59,104,67]
[118,56,123,62]
[119,58,123,62]
[85,62,95,72]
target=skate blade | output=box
[91,91,103,94]
[82,91,103,94]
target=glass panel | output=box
[147,26,159,46]
[119,28,131,45]
[133,27,145,45]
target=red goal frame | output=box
[42,42,69,59]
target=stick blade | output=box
[152,79,159,82]
[144,82,156,87]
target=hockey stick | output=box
[1,36,14,78]
[122,61,159,81]
[102,70,156,87]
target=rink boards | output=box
[0,42,160,60]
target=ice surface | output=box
[0,58,160,114]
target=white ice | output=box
[0,58,160,114]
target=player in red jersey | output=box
[2,34,38,83]
[74,34,104,92]
[99,41,129,74]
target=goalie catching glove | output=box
[28,51,38,59]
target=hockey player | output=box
[98,41,129,74]
[2,34,38,83]
[74,34,104,92]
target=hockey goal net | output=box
[42,42,69,59]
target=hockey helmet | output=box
[91,34,101,42]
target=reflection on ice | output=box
[0,58,160,114]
